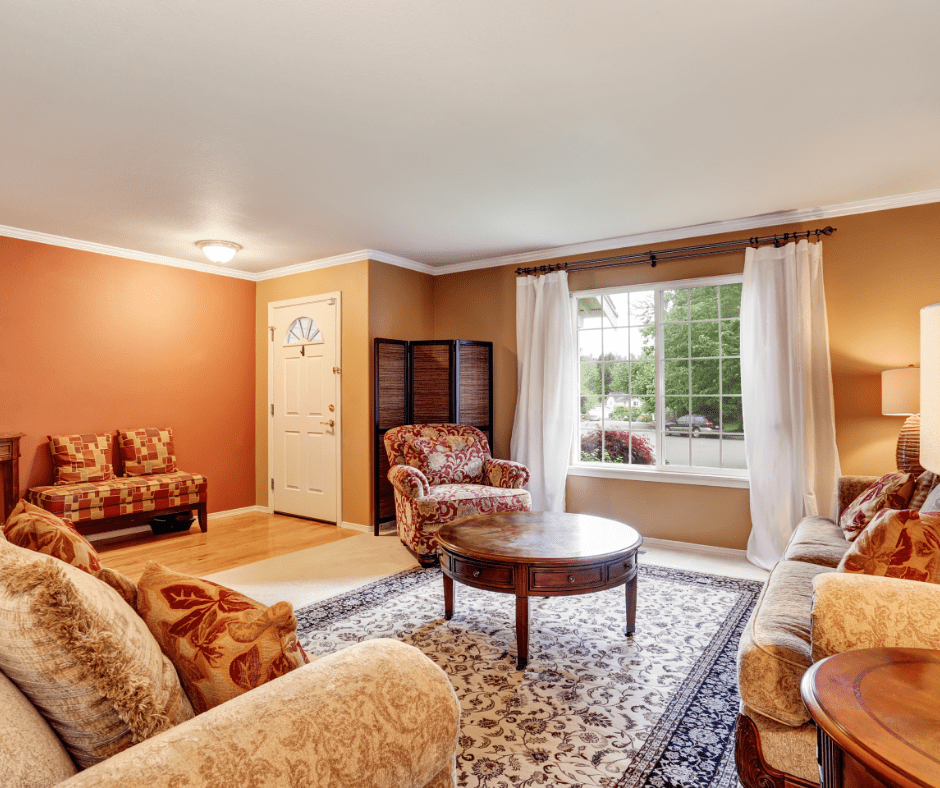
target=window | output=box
[574,275,745,479]
[285,316,322,345]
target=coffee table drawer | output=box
[607,554,636,582]
[530,566,603,590]
[451,557,514,589]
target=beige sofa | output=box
[734,475,940,787]
[1,632,460,788]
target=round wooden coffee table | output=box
[801,647,940,788]
[436,511,642,670]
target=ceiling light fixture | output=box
[196,239,242,264]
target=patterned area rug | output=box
[296,564,762,788]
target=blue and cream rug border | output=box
[296,564,762,788]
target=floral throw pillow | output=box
[403,435,487,486]
[839,472,915,542]
[909,471,940,510]
[136,562,310,714]
[48,432,115,485]
[837,509,940,583]
[2,500,138,607]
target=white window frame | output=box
[569,273,749,489]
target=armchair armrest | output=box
[811,572,940,661]
[389,465,430,499]
[60,639,460,788]
[484,458,530,489]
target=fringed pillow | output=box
[136,562,310,714]
[838,472,915,542]
[0,540,194,768]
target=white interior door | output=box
[270,294,340,523]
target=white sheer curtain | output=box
[511,271,576,512]
[741,240,841,569]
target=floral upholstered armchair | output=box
[385,424,531,565]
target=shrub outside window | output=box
[574,275,746,477]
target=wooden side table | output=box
[801,647,940,788]
[0,433,24,522]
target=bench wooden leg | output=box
[197,502,208,532]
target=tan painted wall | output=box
[431,202,940,550]
[254,260,371,526]
[367,260,435,524]
[0,236,256,513]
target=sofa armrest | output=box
[837,475,879,519]
[389,465,430,499]
[59,639,459,788]
[811,572,940,662]
[484,458,530,489]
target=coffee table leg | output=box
[625,572,638,636]
[515,595,529,670]
[443,572,454,620]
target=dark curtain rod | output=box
[514,225,837,276]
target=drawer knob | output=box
[472,570,481,578]
[567,575,575,584]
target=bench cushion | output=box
[48,432,115,485]
[28,472,207,523]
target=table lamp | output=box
[882,366,922,474]
[922,303,940,474]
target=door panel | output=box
[272,296,339,522]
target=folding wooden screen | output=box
[373,339,494,535]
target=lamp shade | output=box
[882,367,920,415]
[922,303,940,473]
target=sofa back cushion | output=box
[118,427,177,476]
[0,670,78,788]
[839,472,915,542]
[136,562,309,714]
[838,508,940,583]
[48,432,115,485]
[0,540,194,768]
[403,434,488,486]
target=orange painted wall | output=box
[0,236,256,512]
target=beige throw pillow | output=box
[0,539,194,768]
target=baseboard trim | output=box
[339,521,373,533]
[641,536,748,560]
[87,525,152,543]
[207,505,268,520]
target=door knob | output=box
[320,419,334,428]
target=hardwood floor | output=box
[96,510,359,581]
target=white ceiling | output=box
[2,1,939,275]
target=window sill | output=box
[566,463,749,489]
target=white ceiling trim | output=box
[4,186,940,283]
[252,249,435,281]
[0,223,257,281]
[431,187,940,275]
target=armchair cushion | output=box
[402,434,487,485]
[414,484,532,523]
[811,571,940,661]
[58,639,460,788]
[485,458,530,489]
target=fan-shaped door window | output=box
[285,317,323,346]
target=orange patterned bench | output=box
[26,428,208,536]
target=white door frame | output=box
[267,292,342,527]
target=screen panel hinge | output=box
[271,478,274,491]
[269,326,275,341]
[270,403,274,416]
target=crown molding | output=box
[0,224,257,280]
[5,186,940,281]
[431,186,940,274]
[252,249,434,281]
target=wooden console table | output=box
[801,647,940,788]
[1,433,24,521]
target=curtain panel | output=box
[741,240,841,569]
[511,271,576,512]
